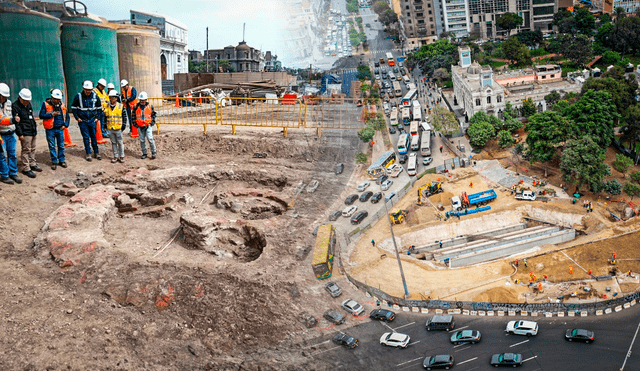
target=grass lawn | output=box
[490,61,507,68]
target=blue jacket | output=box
[71,91,102,123]
[39,99,70,129]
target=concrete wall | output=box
[174,72,297,92]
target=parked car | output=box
[399,154,408,164]
[345,194,358,205]
[360,191,373,202]
[350,210,368,225]
[380,332,410,348]
[371,192,383,203]
[423,355,454,370]
[335,163,344,174]
[342,205,357,217]
[329,210,341,221]
[393,67,399,73]
[324,282,342,298]
[341,299,365,316]
[375,174,389,185]
[389,126,396,134]
[323,309,345,324]
[369,309,396,322]
[381,179,393,191]
[332,333,358,348]
[384,192,397,202]
[565,328,594,343]
[423,157,433,166]
[506,320,538,337]
[357,181,371,191]
[387,164,404,177]
[490,353,522,367]
[450,330,481,344]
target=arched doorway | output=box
[161,54,167,80]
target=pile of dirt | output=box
[473,286,520,303]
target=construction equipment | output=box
[389,210,408,224]
[417,182,443,205]
[451,189,497,211]
[515,190,537,201]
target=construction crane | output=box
[389,210,408,224]
[417,182,443,205]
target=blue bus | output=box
[401,89,417,107]
[397,133,410,154]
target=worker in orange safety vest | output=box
[131,91,157,160]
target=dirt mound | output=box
[473,286,519,303]
[431,191,454,205]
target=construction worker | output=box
[131,92,157,159]
[120,79,137,132]
[39,89,69,170]
[0,82,22,184]
[106,83,120,102]
[71,80,103,161]
[102,90,127,163]
[371,239,375,247]
[13,88,41,178]
[94,78,109,138]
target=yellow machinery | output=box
[389,210,408,224]
[417,182,443,205]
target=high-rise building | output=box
[400,0,440,50]
[591,0,640,14]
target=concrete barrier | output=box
[412,307,420,313]
[544,312,552,317]
[435,309,443,314]
[531,312,538,317]
[632,299,637,306]
[508,311,516,316]
[498,311,505,316]
[479,311,486,316]
[605,308,612,314]
[596,310,603,316]
[624,303,631,309]
[615,305,622,312]
[393,304,400,310]
[521,311,528,316]
[581,311,588,317]
[470,311,478,316]
[403,306,410,312]
[568,311,575,317]
[487,311,495,316]
[557,312,565,317]
[463,309,470,315]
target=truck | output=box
[515,190,537,201]
[451,189,497,211]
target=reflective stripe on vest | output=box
[104,103,124,130]
[43,102,67,129]
[122,86,138,109]
[135,104,153,127]
[76,92,98,111]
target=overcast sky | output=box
[88,0,288,53]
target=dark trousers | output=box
[78,121,99,155]
[45,128,65,164]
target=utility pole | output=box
[309,64,312,86]
[206,27,209,73]
[379,181,410,299]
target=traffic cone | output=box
[63,127,77,147]
[130,125,139,138]
[175,97,180,107]
[95,121,107,144]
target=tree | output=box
[581,74,639,116]
[467,120,496,148]
[357,64,372,80]
[544,90,561,107]
[516,30,543,48]
[613,153,634,177]
[503,102,519,119]
[601,13,612,25]
[367,114,387,131]
[602,50,622,65]
[561,136,611,191]
[497,130,514,148]
[631,170,640,183]
[574,7,596,35]
[469,111,502,132]
[431,105,459,136]
[624,181,640,198]
[356,152,368,163]
[357,126,375,143]
[595,22,614,47]
[521,98,537,118]
[564,90,619,147]
[408,39,459,77]
[372,1,389,14]
[501,37,531,66]
[614,7,627,21]
[432,68,450,83]
[621,104,640,152]
[608,16,640,55]
[346,2,358,13]
[553,9,575,33]
[526,111,571,176]
[496,12,523,35]
[560,34,593,67]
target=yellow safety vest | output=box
[104,103,124,130]
[94,88,109,110]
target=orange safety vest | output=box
[121,86,138,109]
[135,104,153,127]
[43,101,67,129]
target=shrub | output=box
[624,181,640,197]
[356,152,368,163]
[497,130,514,148]
[603,179,622,195]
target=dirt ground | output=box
[0,123,361,370]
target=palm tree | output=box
[614,7,626,22]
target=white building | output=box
[442,0,470,38]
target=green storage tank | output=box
[0,2,65,107]
[60,12,119,106]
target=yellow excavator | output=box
[417,182,443,205]
[389,210,408,224]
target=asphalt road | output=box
[308,302,640,370]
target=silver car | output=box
[341,299,365,316]
[381,179,393,191]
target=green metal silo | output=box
[0,2,65,106]
[60,3,119,106]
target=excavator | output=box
[417,182,443,205]
[389,210,408,224]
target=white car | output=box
[357,181,371,192]
[423,157,433,166]
[381,179,393,191]
[341,299,365,316]
[506,320,538,337]
[387,164,404,177]
[342,205,357,217]
[380,332,410,348]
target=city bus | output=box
[407,153,418,176]
[367,150,396,178]
[408,82,417,91]
[393,81,402,97]
[421,131,432,156]
[397,133,410,154]
[412,104,422,123]
[401,89,417,107]
[410,134,420,151]
[389,107,398,126]
[401,107,411,124]
[386,52,395,66]
[409,121,419,136]
[312,224,336,280]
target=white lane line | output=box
[453,343,467,348]
[393,321,416,331]
[310,346,342,355]
[407,340,421,347]
[621,317,640,370]
[522,355,538,363]
[381,322,395,331]
[510,339,530,347]
[455,346,471,352]
[456,325,469,331]
[458,357,478,365]
[396,357,423,367]
[303,340,330,349]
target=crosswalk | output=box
[369,49,404,57]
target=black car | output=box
[490,353,522,367]
[370,309,396,322]
[332,333,358,348]
[371,192,383,203]
[389,126,396,134]
[374,61,380,67]
[393,67,399,73]
[329,210,341,221]
[565,328,594,343]
[397,123,404,131]
[375,174,389,185]
[323,309,345,325]
[335,163,344,174]
[423,355,454,370]
[324,282,342,298]
[360,191,373,202]
[350,210,368,225]
[345,194,358,205]
[399,154,408,164]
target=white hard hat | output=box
[51,89,63,100]
[97,78,107,87]
[19,88,32,101]
[108,90,119,97]
[83,80,94,90]
[107,83,115,90]
[120,79,128,87]
[138,91,148,100]
[0,83,9,98]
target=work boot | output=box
[111,158,117,163]
[60,162,67,168]
[151,154,157,160]
[141,154,147,160]
[118,158,125,164]
[31,165,42,172]
[0,177,14,185]
[51,164,57,170]
[86,155,92,162]
[21,170,36,179]
[9,175,22,184]
[95,153,102,160]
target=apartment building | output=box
[401,0,440,49]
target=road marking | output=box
[453,343,467,348]
[458,357,478,365]
[310,346,342,355]
[381,322,395,331]
[522,355,538,363]
[621,316,640,370]
[303,340,330,349]
[393,321,416,331]
[396,357,423,367]
[456,325,469,331]
[407,340,421,347]
[510,339,530,347]
[454,346,471,352]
